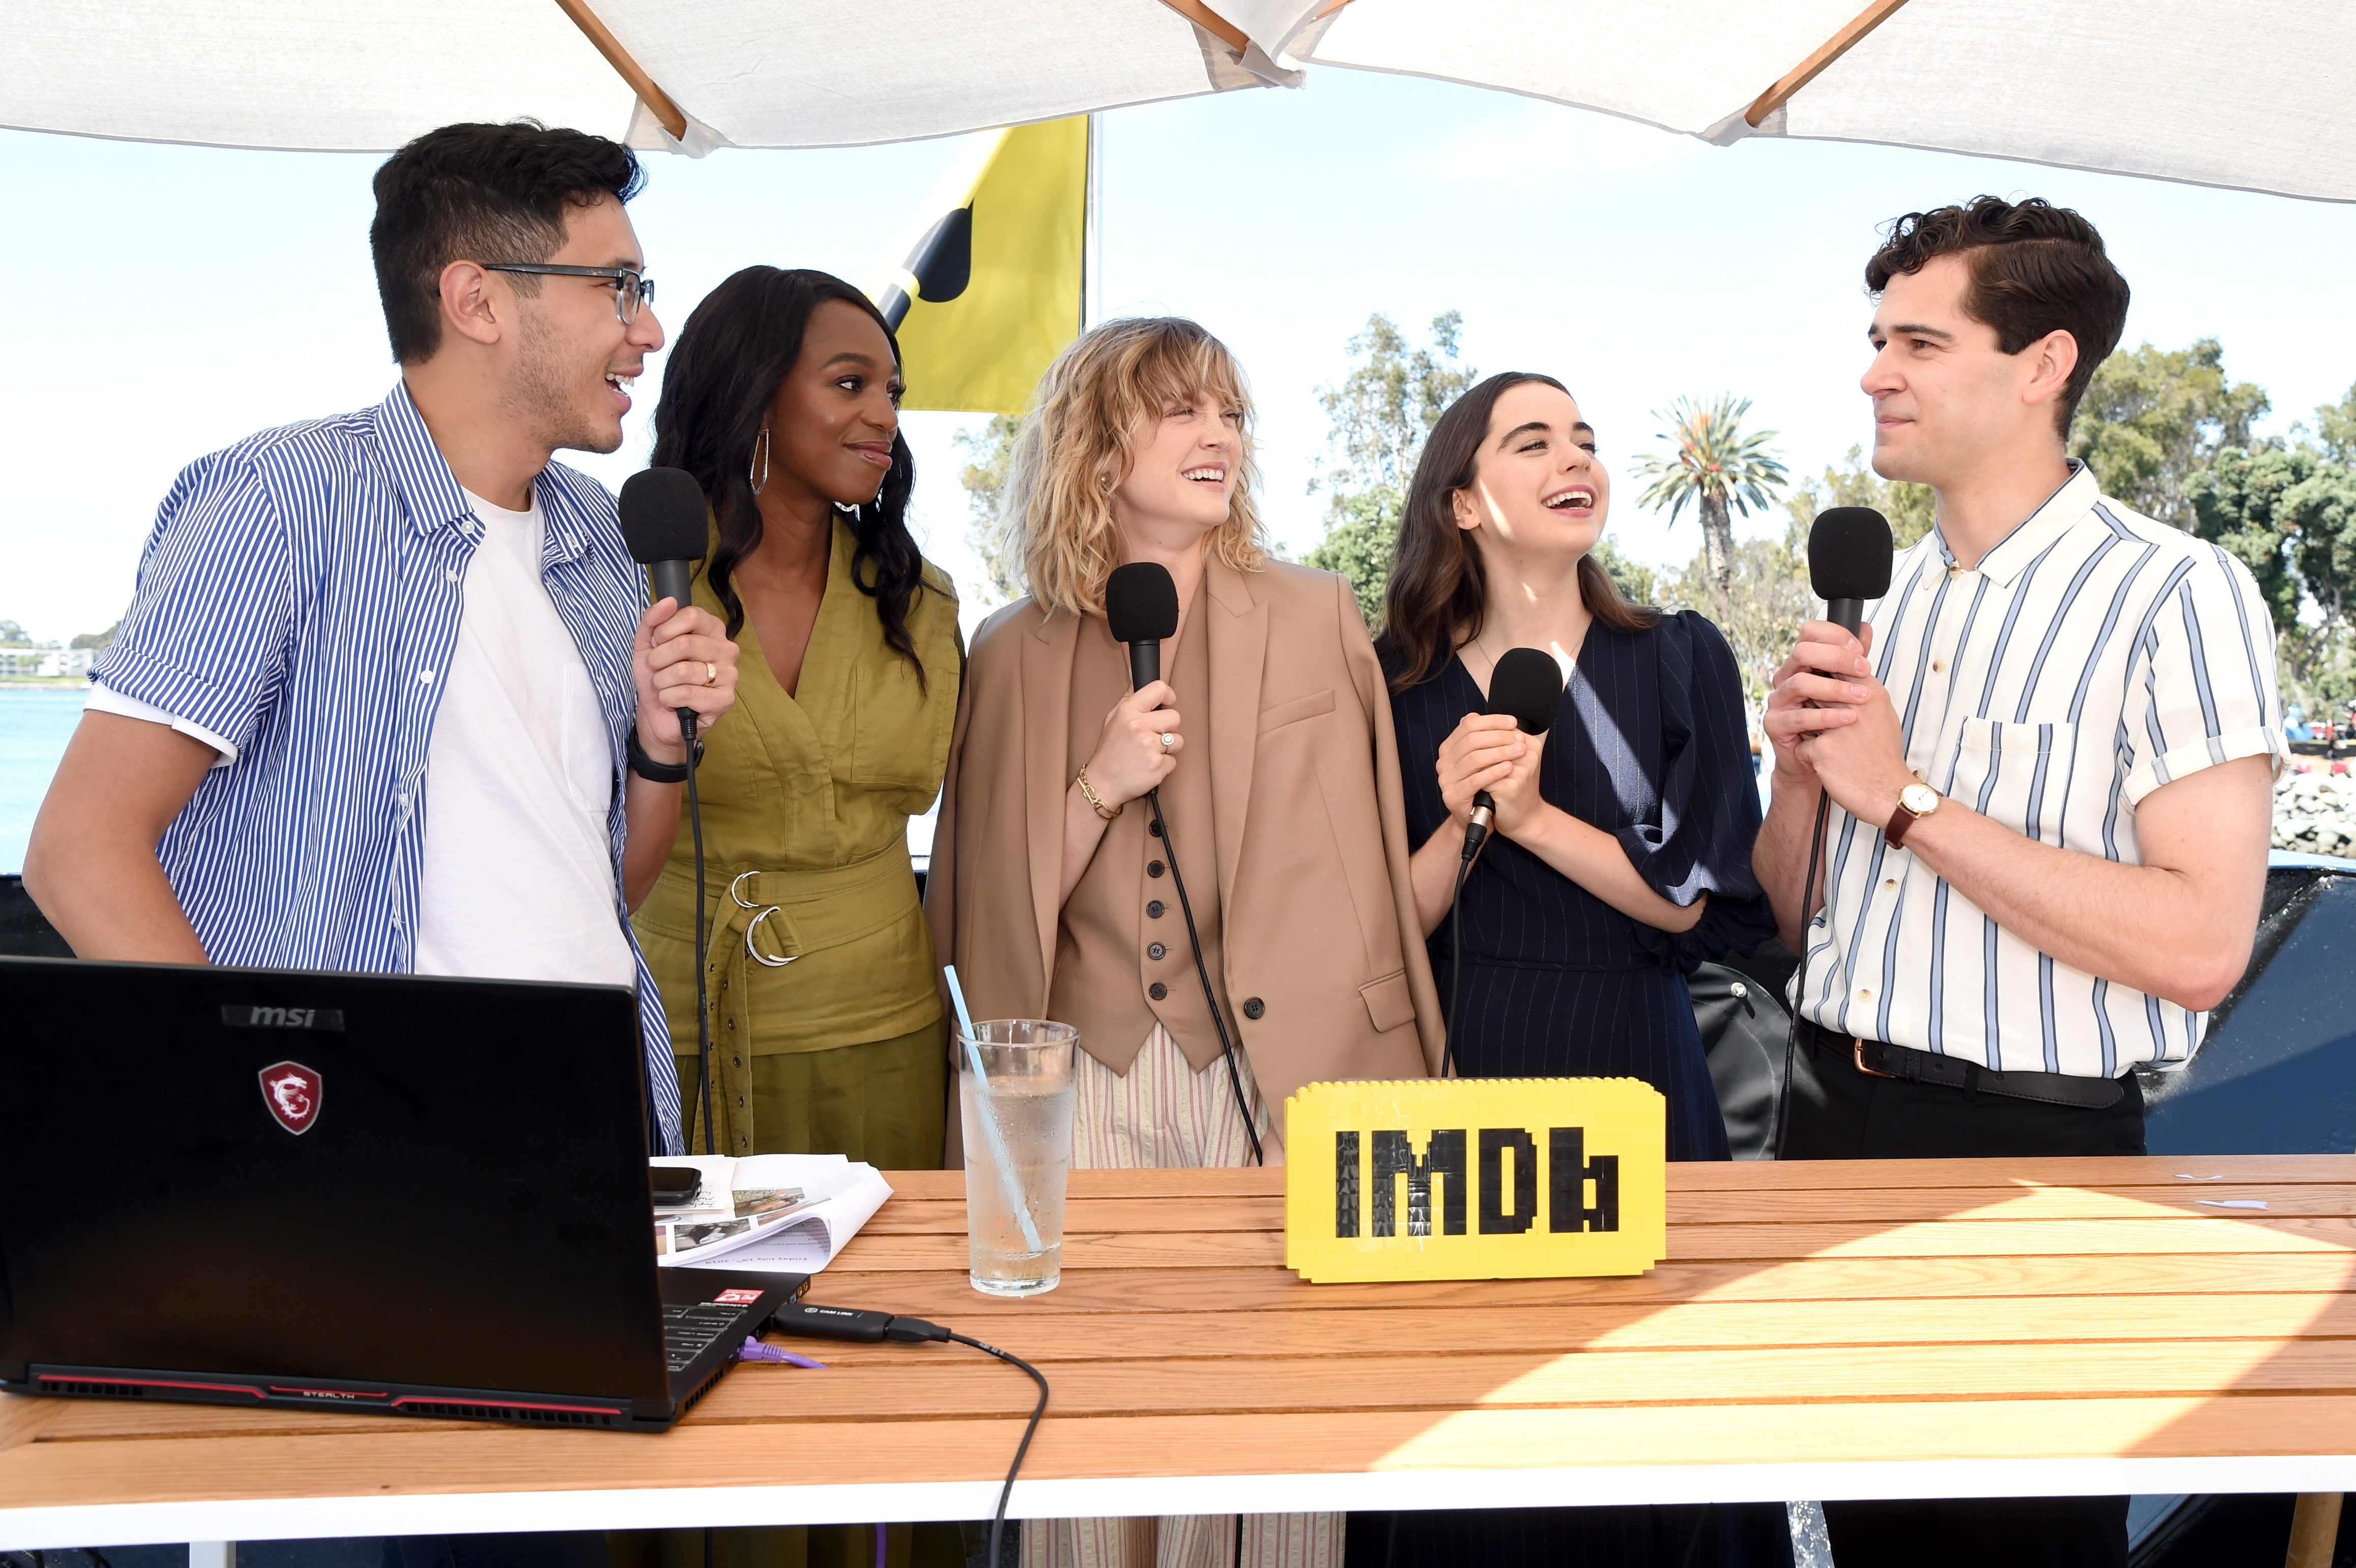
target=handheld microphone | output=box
[1772,505,1895,1157]
[1098,559,1261,1165]
[619,467,709,655]
[1443,645,1564,1079]
[1808,505,1895,638]
[1462,647,1566,865]
[618,466,717,1156]
[1105,561,1181,690]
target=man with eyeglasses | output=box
[25,120,736,1161]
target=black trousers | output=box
[1784,1027,2144,1568]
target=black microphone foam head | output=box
[1808,506,1895,604]
[1484,647,1565,736]
[1105,561,1181,645]
[618,467,710,565]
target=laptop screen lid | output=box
[0,957,670,1412]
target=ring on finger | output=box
[1159,732,1176,750]
[703,661,717,686]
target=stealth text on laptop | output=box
[0,956,805,1433]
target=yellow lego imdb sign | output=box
[1284,1079,1667,1283]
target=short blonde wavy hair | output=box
[1000,317,1268,618]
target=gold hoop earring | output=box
[749,427,772,496]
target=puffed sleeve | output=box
[1612,610,1776,971]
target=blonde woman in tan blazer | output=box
[926,317,1440,1568]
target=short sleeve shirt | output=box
[1795,462,2286,1076]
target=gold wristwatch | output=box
[1885,782,1939,850]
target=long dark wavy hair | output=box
[1376,371,1659,695]
[650,266,931,688]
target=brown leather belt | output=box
[1797,1018,2127,1109]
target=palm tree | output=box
[1634,394,1789,609]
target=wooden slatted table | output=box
[5,1154,2354,1550]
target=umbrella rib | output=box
[1157,0,1251,56]
[1744,0,1913,128]
[552,0,690,142]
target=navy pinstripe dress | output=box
[1392,611,1775,1161]
[1365,611,1790,1568]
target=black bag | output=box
[1690,951,1794,1161]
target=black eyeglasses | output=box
[482,264,654,324]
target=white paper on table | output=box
[657,1154,894,1275]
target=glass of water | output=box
[956,1020,1078,1297]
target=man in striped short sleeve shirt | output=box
[23,123,741,1157]
[1758,198,2284,1567]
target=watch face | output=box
[1901,783,1939,816]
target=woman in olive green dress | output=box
[617,273,966,1568]
[634,265,961,1170]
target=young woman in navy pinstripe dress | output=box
[1353,372,1787,1568]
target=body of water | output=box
[0,688,83,873]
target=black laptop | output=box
[0,955,806,1433]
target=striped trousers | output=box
[1020,1027,1342,1568]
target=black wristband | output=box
[627,726,703,783]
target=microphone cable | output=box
[1441,796,1497,1080]
[1772,787,1834,1159]
[683,707,715,1157]
[767,1306,1049,1568]
[1443,856,1472,1079]
[1145,788,1264,1167]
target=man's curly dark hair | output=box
[1867,195,2130,435]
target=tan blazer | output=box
[925,555,1443,1129]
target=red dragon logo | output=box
[258,1061,323,1135]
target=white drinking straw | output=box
[944,966,1045,1255]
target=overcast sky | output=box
[5,69,2353,645]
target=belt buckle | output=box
[745,906,797,968]
[1854,1038,1897,1079]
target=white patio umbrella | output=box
[1,0,1311,155]
[5,0,2350,202]
[1295,0,2356,204]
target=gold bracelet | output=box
[1076,765,1122,821]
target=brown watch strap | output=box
[1886,796,1922,850]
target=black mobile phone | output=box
[649,1165,701,1203]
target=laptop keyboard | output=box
[663,1302,751,1375]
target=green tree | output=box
[1782,444,1936,549]
[1661,524,1813,711]
[953,414,1025,606]
[2189,444,2356,710]
[69,620,118,652]
[1591,537,1657,609]
[0,620,28,646]
[2069,338,2269,530]
[2312,379,2356,466]
[1304,311,1477,624]
[1633,394,1788,609]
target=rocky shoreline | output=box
[2275,764,2356,858]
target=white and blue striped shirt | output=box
[93,384,684,1152]
[1795,462,2286,1078]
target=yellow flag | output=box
[871,116,1088,415]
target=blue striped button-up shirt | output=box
[1796,462,2286,1077]
[94,383,684,1152]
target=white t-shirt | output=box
[409,487,637,988]
[93,484,638,990]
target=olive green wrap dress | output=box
[632,517,962,1168]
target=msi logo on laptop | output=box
[222,1005,344,1031]
[258,1062,324,1135]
